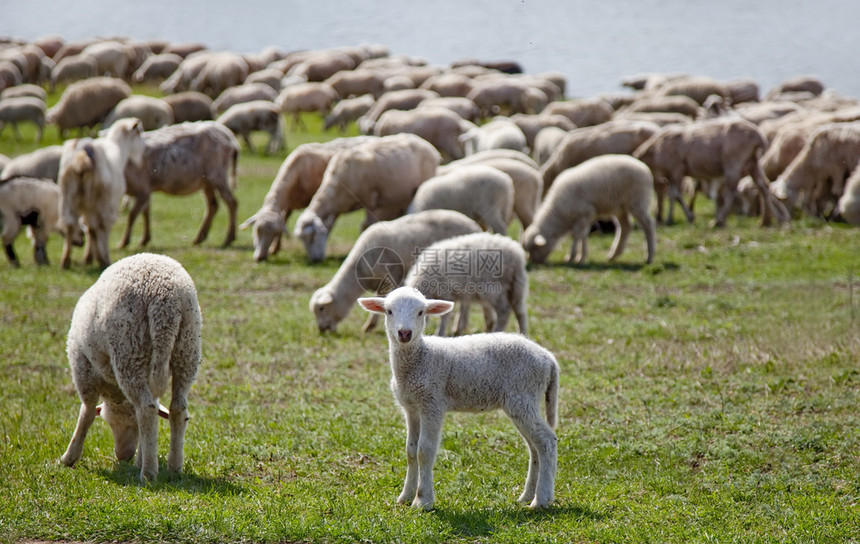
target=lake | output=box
[6,0,860,99]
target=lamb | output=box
[310,209,482,332]
[522,154,657,265]
[0,176,61,266]
[212,82,278,116]
[460,118,528,156]
[323,94,375,132]
[373,106,475,161]
[0,145,63,182]
[405,232,529,336]
[60,252,202,483]
[293,133,441,262]
[57,118,145,269]
[163,91,214,123]
[240,136,376,262]
[357,286,558,510]
[0,96,45,143]
[216,100,283,154]
[47,77,132,139]
[103,95,174,131]
[120,121,241,249]
[835,165,860,225]
[277,82,338,129]
[409,165,514,235]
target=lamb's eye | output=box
[387,309,392,315]
[418,310,424,316]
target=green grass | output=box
[1,87,859,544]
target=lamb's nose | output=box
[397,329,412,343]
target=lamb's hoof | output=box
[529,497,553,510]
[411,497,435,511]
[517,492,535,504]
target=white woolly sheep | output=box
[533,125,569,165]
[163,91,214,123]
[244,68,285,92]
[0,176,61,266]
[159,51,214,94]
[324,68,386,99]
[216,100,284,154]
[357,286,558,510]
[459,156,543,230]
[0,145,63,182]
[373,106,475,161]
[323,94,375,132]
[121,121,241,248]
[509,113,576,151]
[60,252,201,482]
[103,95,174,131]
[80,40,132,78]
[57,118,145,269]
[47,77,132,139]
[212,82,278,116]
[410,164,514,235]
[405,232,529,336]
[0,96,45,143]
[241,136,376,262]
[522,154,657,265]
[460,118,528,156]
[310,209,482,333]
[293,133,441,262]
[277,81,338,129]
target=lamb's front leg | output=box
[397,409,420,505]
[413,411,444,511]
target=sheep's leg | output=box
[568,219,591,264]
[413,412,444,511]
[398,409,421,505]
[119,196,148,249]
[631,205,657,264]
[242,133,255,154]
[653,177,668,224]
[193,188,218,245]
[713,177,739,228]
[93,229,112,268]
[3,224,20,266]
[454,299,472,336]
[508,406,558,509]
[167,390,190,474]
[33,243,48,266]
[491,298,512,332]
[487,211,508,235]
[481,303,498,333]
[216,184,238,247]
[60,389,100,467]
[436,310,452,336]
[668,176,695,224]
[362,313,381,332]
[607,214,630,261]
[140,201,152,246]
[60,233,73,269]
[131,394,161,482]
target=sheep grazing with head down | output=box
[0,176,62,266]
[61,253,202,482]
[522,154,657,265]
[358,286,559,511]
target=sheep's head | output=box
[241,209,286,262]
[358,286,453,345]
[96,401,170,461]
[521,225,553,264]
[293,210,329,263]
[104,117,146,167]
[310,288,345,332]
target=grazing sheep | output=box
[120,121,241,248]
[47,77,131,139]
[655,75,731,105]
[373,106,475,161]
[416,96,481,123]
[766,75,825,100]
[357,88,438,133]
[80,40,131,78]
[357,286,558,510]
[0,60,22,92]
[310,210,482,332]
[460,156,543,230]
[277,81,338,129]
[522,154,657,265]
[159,51,214,94]
[460,118,528,156]
[0,176,61,266]
[541,98,614,127]
[244,68,284,92]
[619,94,702,118]
[216,100,283,154]
[103,95,174,131]
[240,136,376,261]
[60,253,201,483]
[212,82,278,116]
[324,68,386,99]
[466,77,540,117]
[509,113,576,151]
[163,91,214,123]
[410,165,515,234]
[418,72,476,98]
[0,145,62,182]
[293,133,441,262]
[57,118,145,269]
[405,232,529,336]
[836,165,860,225]
[324,94,375,132]
[1,83,47,101]
[633,117,789,226]
[0,96,45,143]
[190,52,250,98]
[533,125,569,165]
[132,52,183,84]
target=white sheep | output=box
[0,145,62,182]
[132,52,183,85]
[323,94,375,132]
[293,133,441,262]
[0,176,62,266]
[60,252,202,482]
[310,209,482,333]
[103,95,174,131]
[405,232,529,336]
[522,154,657,265]
[409,164,515,235]
[373,106,475,161]
[836,165,860,225]
[47,76,132,139]
[49,54,98,92]
[0,96,46,143]
[57,118,145,269]
[212,82,278,116]
[163,91,214,123]
[277,81,338,129]
[357,286,558,510]
[460,118,528,156]
[216,100,284,154]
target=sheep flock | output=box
[1,34,857,509]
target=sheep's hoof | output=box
[411,497,434,511]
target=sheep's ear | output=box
[358,297,386,314]
[157,403,170,420]
[534,234,547,247]
[316,291,334,306]
[239,215,257,230]
[425,300,455,316]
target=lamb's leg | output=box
[167,388,190,474]
[60,396,99,467]
[607,214,630,261]
[491,298,512,332]
[568,219,591,264]
[362,312,381,332]
[217,184,238,247]
[131,393,161,482]
[631,205,657,264]
[140,202,152,246]
[454,299,472,336]
[413,412,443,511]
[398,409,421,505]
[33,243,48,266]
[119,196,147,249]
[60,233,72,269]
[509,406,557,509]
[193,188,218,245]
[4,243,19,267]
[93,228,112,268]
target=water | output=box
[6,0,860,99]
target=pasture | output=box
[0,90,859,544]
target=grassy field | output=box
[0,88,859,544]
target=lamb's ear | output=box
[358,297,386,314]
[239,214,257,230]
[534,234,547,247]
[425,299,455,316]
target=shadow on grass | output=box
[431,502,607,538]
[98,463,247,496]
[528,260,680,273]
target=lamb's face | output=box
[358,287,453,345]
[100,402,139,462]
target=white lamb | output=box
[358,286,559,510]
[409,165,514,235]
[60,253,202,482]
[405,232,529,336]
[0,176,62,266]
[522,154,657,265]
[460,118,528,156]
[310,209,482,333]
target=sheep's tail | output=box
[228,146,239,192]
[545,359,559,429]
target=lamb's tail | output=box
[545,359,559,429]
